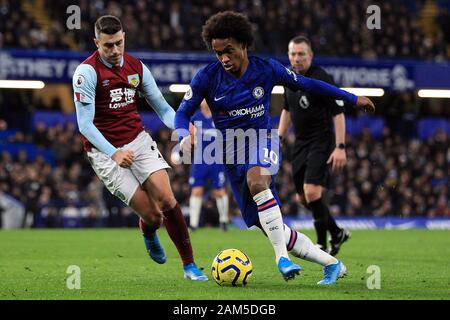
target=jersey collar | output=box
[99,55,124,68]
[223,57,252,82]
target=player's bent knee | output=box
[212,188,225,198]
[156,195,177,212]
[191,187,204,197]
[247,181,270,196]
[299,196,309,208]
[145,212,163,227]
[142,207,163,220]
[304,187,322,203]
[305,193,321,203]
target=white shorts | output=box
[87,131,171,205]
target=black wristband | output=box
[336,143,346,149]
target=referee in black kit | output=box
[278,35,351,256]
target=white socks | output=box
[253,189,337,267]
[189,196,202,229]
[284,224,337,266]
[254,189,289,263]
[216,195,229,224]
[190,194,229,228]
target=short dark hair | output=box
[201,11,253,50]
[289,35,312,49]
[95,15,122,38]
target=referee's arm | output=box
[278,93,292,141]
[333,113,346,150]
[321,71,347,173]
[328,112,347,173]
[324,73,347,148]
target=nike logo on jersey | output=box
[214,95,226,101]
[266,218,279,225]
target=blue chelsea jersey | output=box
[191,110,216,131]
[175,56,357,138]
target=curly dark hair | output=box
[201,11,253,50]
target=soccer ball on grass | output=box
[211,248,253,286]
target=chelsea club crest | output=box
[252,86,264,99]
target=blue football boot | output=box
[278,257,301,281]
[317,260,347,285]
[183,263,208,281]
[143,233,167,264]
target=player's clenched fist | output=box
[111,149,135,168]
[356,96,376,114]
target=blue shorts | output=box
[224,135,282,227]
[190,163,226,189]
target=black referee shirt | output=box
[283,65,345,143]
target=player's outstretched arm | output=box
[297,77,376,113]
[356,96,376,113]
[271,59,375,113]
[141,62,175,129]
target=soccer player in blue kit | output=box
[188,100,229,231]
[175,11,375,284]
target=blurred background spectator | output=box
[0,116,448,228]
[0,0,449,228]
[0,0,449,60]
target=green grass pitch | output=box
[0,228,449,300]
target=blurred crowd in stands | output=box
[280,126,450,218]
[0,113,449,229]
[1,0,448,60]
[0,0,449,228]
[0,119,141,228]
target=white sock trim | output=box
[253,189,274,205]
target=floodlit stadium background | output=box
[0,0,449,230]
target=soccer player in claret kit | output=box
[72,15,207,280]
[175,11,375,284]
[278,36,351,256]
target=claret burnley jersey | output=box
[73,51,144,151]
